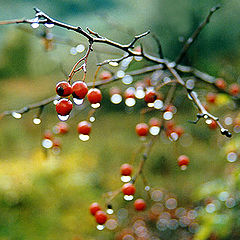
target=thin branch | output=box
[152,34,164,58]
[175,5,221,64]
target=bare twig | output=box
[175,5,221,64]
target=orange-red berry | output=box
[56,122,69,134]
[215,78,226,89]
[122,183,136,195]
[56,81,73,97]
[229,83,240,96]
[99,71,112,80]
[89,202,101,216]
[144,90,157,103]
[56,99,73,116]
[72,81,88,99]
[177,155,190,167]
[208,120,217,129]
[134,199,146,211]
[136,123,149,137]
[87,88,102,104]
[206,93,217,104]
[149,118,161,127]
[120,164,133,176]
[77,121,91,135]
[95,210,107,225]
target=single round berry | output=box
[144,90,157,103]
[56,81,73,97]
[208,120,217,129]
[122,183,136,195]
[72,81,88,99]
[87,88,102,104]
[95,210,107,225]
[89,202,101,216]
[56,122,69,134]
[215,78,226,89]
[177,155,190,167]
[120,164,133,176]
[56,99,73,116]
[77,121,91,135]
[165,120,175,130]
[206,93,217,104]
[134,199,146,211]
[136,123,149,137]
[229,83,240,96]
[99,71,112,80]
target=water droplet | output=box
[70,47,77,55]
[205,119,212,124]
[218,191,229,201]
[147,103,154,108]
[150,126,160,136]
[107,209,114,214]
[151,190,163,201]
[76,44,85,53]
[117,70,125,78]
[12,112,22,119]
[42,139,53,149]
[125,98,136,107]
[44,23,54,28]
[31,17,39,29]
[111,94,122,104]
[145,186,150,191]
[89,116,95,122]
[96,225,105,230]
[225,198,236,208]
[105,219,117,230]
[205,203,216,213]
[163,112,173,120]
[58,115,69,121]
[135,88,145,99]
[109,61,119,67]
[53,100,58,105]
[154,100,163,109]
[170,132,178,141]
[73,98,84,105]
[79,134,90,141]
[124,195,134,201]
[224,117,233,125]
[121,176,131,183]
[180,165,187,171]
[91,103,101,109]
[165,198,177,209]
[186,79,195,90]
[134,56,143,62]
[122,75,133,85]
[33,118,41,125]
[227,152,237,162]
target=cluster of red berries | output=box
[89,202,108,225]
[55,80,102,120]
[215,78,240,96]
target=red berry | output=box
[109,87,121,96]
[77,121,91,135]
[120,164,133,176]
[165,104,175,112]
[208,120,217,129]
[177,155,190,167]
[89,202,101,216]
[206,93,217,104]
[136,123,149,137]
[134,199,146,211]
[56,122,69,134]
[56,99,73,116]
[149,118,161,127]
[122,183,136,195]
[87,88,102,104]
[215,78,226,89]
[56,81,73,97]
[95,210,107,225]
[165,120,175,130]
[229,83,240,96]
[144,90,157,103]
[99,71,112,80]
[72,81,88,99]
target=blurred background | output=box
[0,0,240,239]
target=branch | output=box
[175,5,221,64]
[152,34,164,58]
